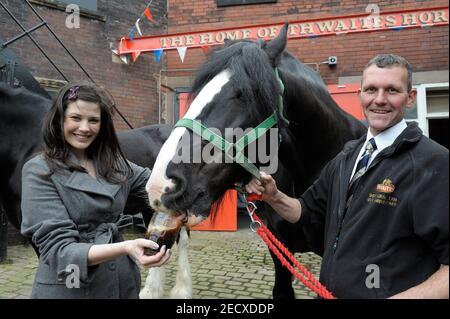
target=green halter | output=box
[174,68,288,181]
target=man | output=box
[246,54,448,298]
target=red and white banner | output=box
[118,6,448,55]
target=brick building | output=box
[0,0,167,130]
[1,1,448,145]
[132,0,447,148]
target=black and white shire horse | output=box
[0,83,193,298]
[146,24,366,299]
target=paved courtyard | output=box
[0,214,322,299]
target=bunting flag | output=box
[421,24,433,31]
[122,1,157,63]
[389,26,405,31]
[135,18,142,36]
[201,45,210,54]
[154,49,163,63]
[132,51,141,63]
[144,7,156,24]
[129,27,136,42]
[112,48,130,64]
[177,47,187,63]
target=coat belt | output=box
[78,214,134,244]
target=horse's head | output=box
[146,25,289,225]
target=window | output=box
[217,0,277,7]
[404,100,417,119]
[56,0,97,12]
[409,83,449,149]
[30,0,104,20]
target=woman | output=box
[21,82,172,298]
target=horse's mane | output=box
[190,38,348,127]
[191,40,280,121]
[283,51,328,88]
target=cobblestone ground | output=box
[0,216,322,299]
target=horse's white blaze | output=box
[146,70,231,212]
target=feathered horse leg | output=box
[170,226,192,299]
[139,265,166,299]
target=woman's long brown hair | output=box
[42,81,132,184]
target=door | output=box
[328,83,364,120]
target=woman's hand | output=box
[126,238,171,267]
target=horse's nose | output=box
[163,174,187,205]
[147,165,189,211]
[152,198,162,208]
[151,185,176,208]
[146,175,176,211]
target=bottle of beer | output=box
[144,211,183,256]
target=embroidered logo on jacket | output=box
[367,179,398,206]
[376,179,395,193]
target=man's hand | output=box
[245,172,279,202]
[245,171,302,223]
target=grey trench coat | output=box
[21,154,151,298]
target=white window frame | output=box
[56,0,97,12]
[412,82,449,137]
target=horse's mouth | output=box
[149,201,207,228]
[186,209,207,227]
[157,188,210,224]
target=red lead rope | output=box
[245,194,336,299]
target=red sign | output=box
[118,7,449,54]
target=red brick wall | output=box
[0,0,167,130]
[1,1,448,127]
[166,0,449,84]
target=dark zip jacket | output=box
[298,122,449,298]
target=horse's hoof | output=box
[169,286,192,299]
[139,288,164,299]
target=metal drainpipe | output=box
[156,70,162,124]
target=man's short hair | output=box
[364,54,413,91]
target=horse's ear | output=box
[265,23,288,62]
